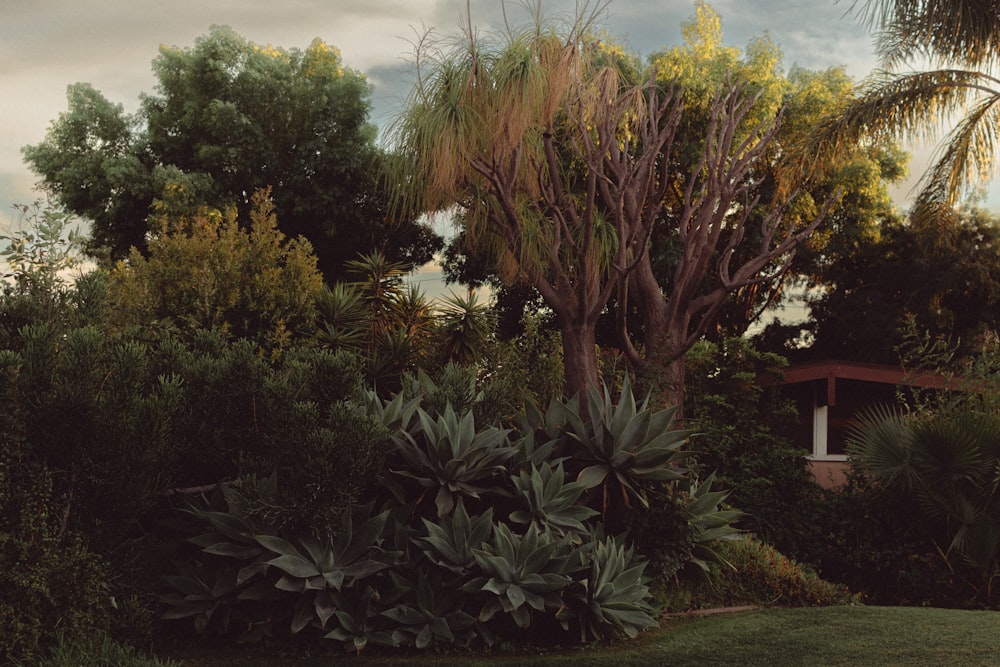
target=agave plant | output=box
[509,462,598,538]
[550,377,693,519]
[383,570,477,649]
[160,477,283,636]
[557,536,658,642]
[685,472,746,575]
[254,508,396,633]
[465,522,577,628]
[324,585,394,653]
[416,501,494,576]
[392,404,516,516]
[160,558,284,636]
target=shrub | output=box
[105,189,323,355]
[685,338,823,556]
[12,632,180,667]
[792,476,965,607]
[160,377,741,652]
[0,366,112,661]
[691,537,856,609]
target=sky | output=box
[1,0,994,243]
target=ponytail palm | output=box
[385,5,684,395]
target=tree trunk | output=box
[560,319,600,398]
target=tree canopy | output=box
[23,26,441,281]
[387,3,832,402]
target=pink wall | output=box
[809,460,849,488]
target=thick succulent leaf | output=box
[201,541,261,560]
[506,584,527,610]
[162,574,209,597]
[198,510,253,542]
[267,553,320,579]
[576,464,608,488]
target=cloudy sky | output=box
[1,0,992,238]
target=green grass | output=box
[165,606,1000,666]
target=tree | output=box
[606,4,838,405]
[23,26,441,280]
[796,204,1000,364]
[807,0,1000,224]
[387,5,827,401]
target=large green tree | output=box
[808,0,1000,223]
[23,26,440,280]
[388,6,828,401]
[787,204,1000,365]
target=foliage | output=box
[391,404,516,517]
[800,206,1000,364]
[12,631,180,667]
[159,375,732,651]
[808,0,1000,224]
[22,26,441,278]
[692,537,855,609]
[0,201,90,342]
[509,462,598,538]
[465,522,577,629]
[106,189,323,355]
[479,313,565,418]
[0,365,112,662]
[316,252,437,395]
[387,2,816,397]
[847,405,1000,603]
[789,477,958,607]
[558,536,659,642]
[684,338,821,554]
[547,376,691,526]
[435,291,495,366]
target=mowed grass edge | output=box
[168,605,1000,666]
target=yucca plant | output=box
[314,283,367,353]
[465,522,578,628]
[558,536,658,641]
[392,404,516,516]
[435,290,495,366]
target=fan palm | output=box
[847,405,1000,589]
[811,0,1000,222]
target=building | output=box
[759,360,964,488]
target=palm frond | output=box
[846,403,918,489]
[849,0,1000,70]
[910,85,1000,225]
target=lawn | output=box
[167,605,1000,666]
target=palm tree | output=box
[813,0,1000,222]
[848,404,1000,599]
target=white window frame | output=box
[808,401,848,462]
